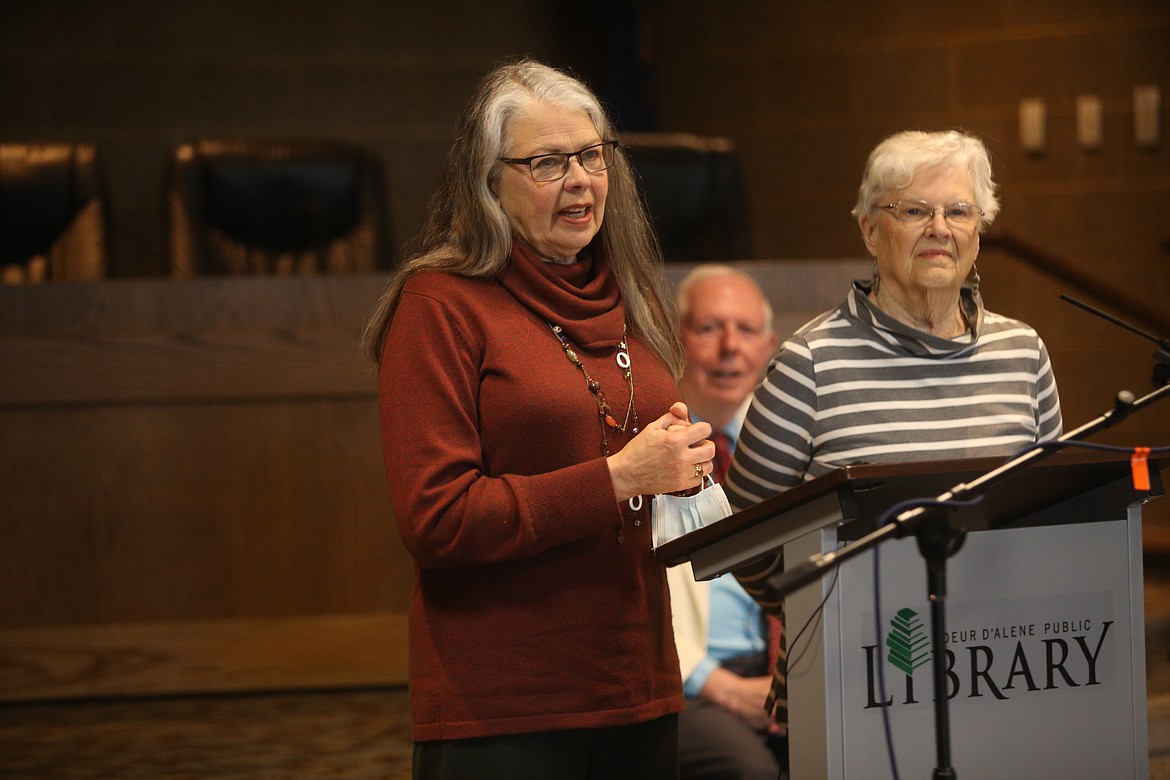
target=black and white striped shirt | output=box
[725,282,1064,511]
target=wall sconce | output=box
[1019,98,1046,154]
[1134,85,1161,148]
[1076,95,1103,151]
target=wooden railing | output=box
[982,233,1170,338]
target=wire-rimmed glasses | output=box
[875,200,984,228]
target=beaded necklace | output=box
[548,322,643,538]
[548,323,639,454]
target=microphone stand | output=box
[1060,294,1170,389]
[768,312,1170,779]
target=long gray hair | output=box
[361,59,681,375]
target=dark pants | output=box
[678,699,786,780]
[412,714,680,780]
[679,652,786,780]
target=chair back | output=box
[0,142,111,283]
[622,132,752,262]
[166,139,391,276]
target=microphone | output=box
[1060,294,1170,387]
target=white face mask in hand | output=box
[651,475,733,548]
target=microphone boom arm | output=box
[772,379,1170,600]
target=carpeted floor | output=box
[0,687,414,779]
[6,562,1170,779]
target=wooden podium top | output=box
[656,450,1166,573]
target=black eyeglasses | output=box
[500,141,618,182]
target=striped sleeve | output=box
[724,333,820,511]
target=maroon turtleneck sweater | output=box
[378,242,685,741]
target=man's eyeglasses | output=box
[500,141,618,182]
[875,200,984,228]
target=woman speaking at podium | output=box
[726,129,1063,511]
[723,131,1065,711]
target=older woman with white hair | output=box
[364,59,715,779]
[724,130,1064,726]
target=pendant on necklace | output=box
[549,320,639,467]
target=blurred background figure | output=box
[669,264,785,780]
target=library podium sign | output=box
[656,452,1164,780]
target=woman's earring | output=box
[871,259,880,294]
[969,263,981,295]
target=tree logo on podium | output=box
[887,607,930,676]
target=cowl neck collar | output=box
[848,280,984,358]
[496,239,625,349]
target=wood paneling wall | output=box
[0,275,407,700]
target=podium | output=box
[657,452,1165,780]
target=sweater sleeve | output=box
[1035,336,1063,441]
[724,336,817,512]
[379,286,621,570]
[724,338,817,606]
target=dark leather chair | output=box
[621,132,752,262]
[165,139,392,276]
[0,142,111,284]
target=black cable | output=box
[787,564,840,661]
[1009,439,1170,457]
[871,493,986,780]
